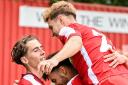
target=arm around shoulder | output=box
[53,36,83,62]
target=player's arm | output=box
[38,27,82,74]
[52,36,82,62]
[53,27,83,62]
[38,36,82,74]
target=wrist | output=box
[51,56,60,64]
[124,56,128,67]
[124,56,128,63]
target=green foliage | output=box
[50,0,128,7]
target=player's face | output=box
[48,18,63,36]
[25,39,45,69]
[49,71,69,85]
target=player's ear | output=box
[58,66,67,77]
[20,56,28,64]
[57,15,65,25]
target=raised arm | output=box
[52,36,82,62]
[38,36,82,74]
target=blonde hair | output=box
[43,1,76,22]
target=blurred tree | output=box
[14,0,128,7]
[50,0,128,7]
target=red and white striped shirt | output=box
[67,74,82,85]
[18,73,50,85]
[58,23,128,84]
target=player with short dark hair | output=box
[11,35,50,85]
[47,52,82,85]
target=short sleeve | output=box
[59,27,81,40]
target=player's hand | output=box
[13,80,19,85]
[38,58,59,74]
[103,50,128,68]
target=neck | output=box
[66,67,77,80]
[26,67,43,79]
[69,71,77,79]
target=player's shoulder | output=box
[18,76,32,85]
[18,73,41,85]
[67,74,83,85]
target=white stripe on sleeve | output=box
[59,27,76,38]
[23,74,41,85]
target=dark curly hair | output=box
[11,35,39,65]
[47,51,78,73]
